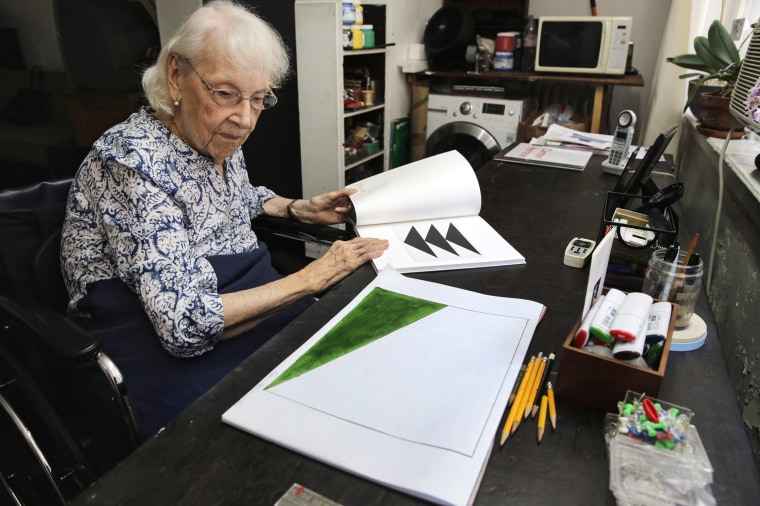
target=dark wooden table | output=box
[72,156,760,505]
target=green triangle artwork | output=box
[267,287,446,388]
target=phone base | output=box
[601,160,625,175]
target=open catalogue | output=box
[345,150,525,273]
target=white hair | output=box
[142,0,290,116]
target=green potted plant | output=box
[667,19,744,132]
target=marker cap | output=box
[610,292,653,342]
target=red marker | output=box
[574,295,604,348]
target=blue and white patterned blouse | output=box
[61,107,277,358]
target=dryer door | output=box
[426,122,501,170]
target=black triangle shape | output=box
[446,223,480,254]
[405,226,437,257]
[426,225,458,255]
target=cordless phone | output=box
[602,110,637,175]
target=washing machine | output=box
[426,93,530,169]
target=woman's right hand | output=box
[299,237,389,292]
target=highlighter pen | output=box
[610,292,653,342]
[574,296,604,348]
[646,301,672,344]
[589,288,626,345]
[613,317,648,360]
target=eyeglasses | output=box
[184,60,278,111]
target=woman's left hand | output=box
[298,188,358,225]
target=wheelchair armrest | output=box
[252,215,355,245]
[0,294,99,360]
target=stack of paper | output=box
[494,143,594,171]
[534,123,614,153]
[223,268,546,506]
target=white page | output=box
[346,150,481,226]
[222,268,545,506]
[358,215,525,273]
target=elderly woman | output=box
[61,0,387,439]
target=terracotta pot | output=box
[687,80,724,118]
[698,91,744,131]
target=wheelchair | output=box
[0,177,351,504]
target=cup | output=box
[641,249,703,329]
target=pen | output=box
[547,382,557,430]
[500,355,536,445]
[574,298,603,348]
[532,352,555,417]
[590,0,597,16]
[683,233,700,266]
[537,395,548,444]
[658,242,680,301]
[508,363,527,407]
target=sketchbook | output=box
[495,142,593,171]
[222,268,546,506]
[345,150,525,273]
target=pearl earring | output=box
[174,100,180,107]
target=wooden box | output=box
[555,303,677,413]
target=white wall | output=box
[530,0,673,139]
[156,0,201,46]
[387,0,441,122]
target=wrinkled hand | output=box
[301,236,388,292]
[301,188,358,225]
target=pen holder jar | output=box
[642,249,703,329]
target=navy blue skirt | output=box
[74,245,314,440]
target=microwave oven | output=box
[535,16,633,75]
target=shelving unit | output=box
[295,0,391,198]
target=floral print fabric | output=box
[61,107,276,357]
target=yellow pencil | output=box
[547,381,557,430]
[532,352,555,418]
[500,356,536,445]
[537,394,548,444]
[523,355,547,420]
[511,352,542,435]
